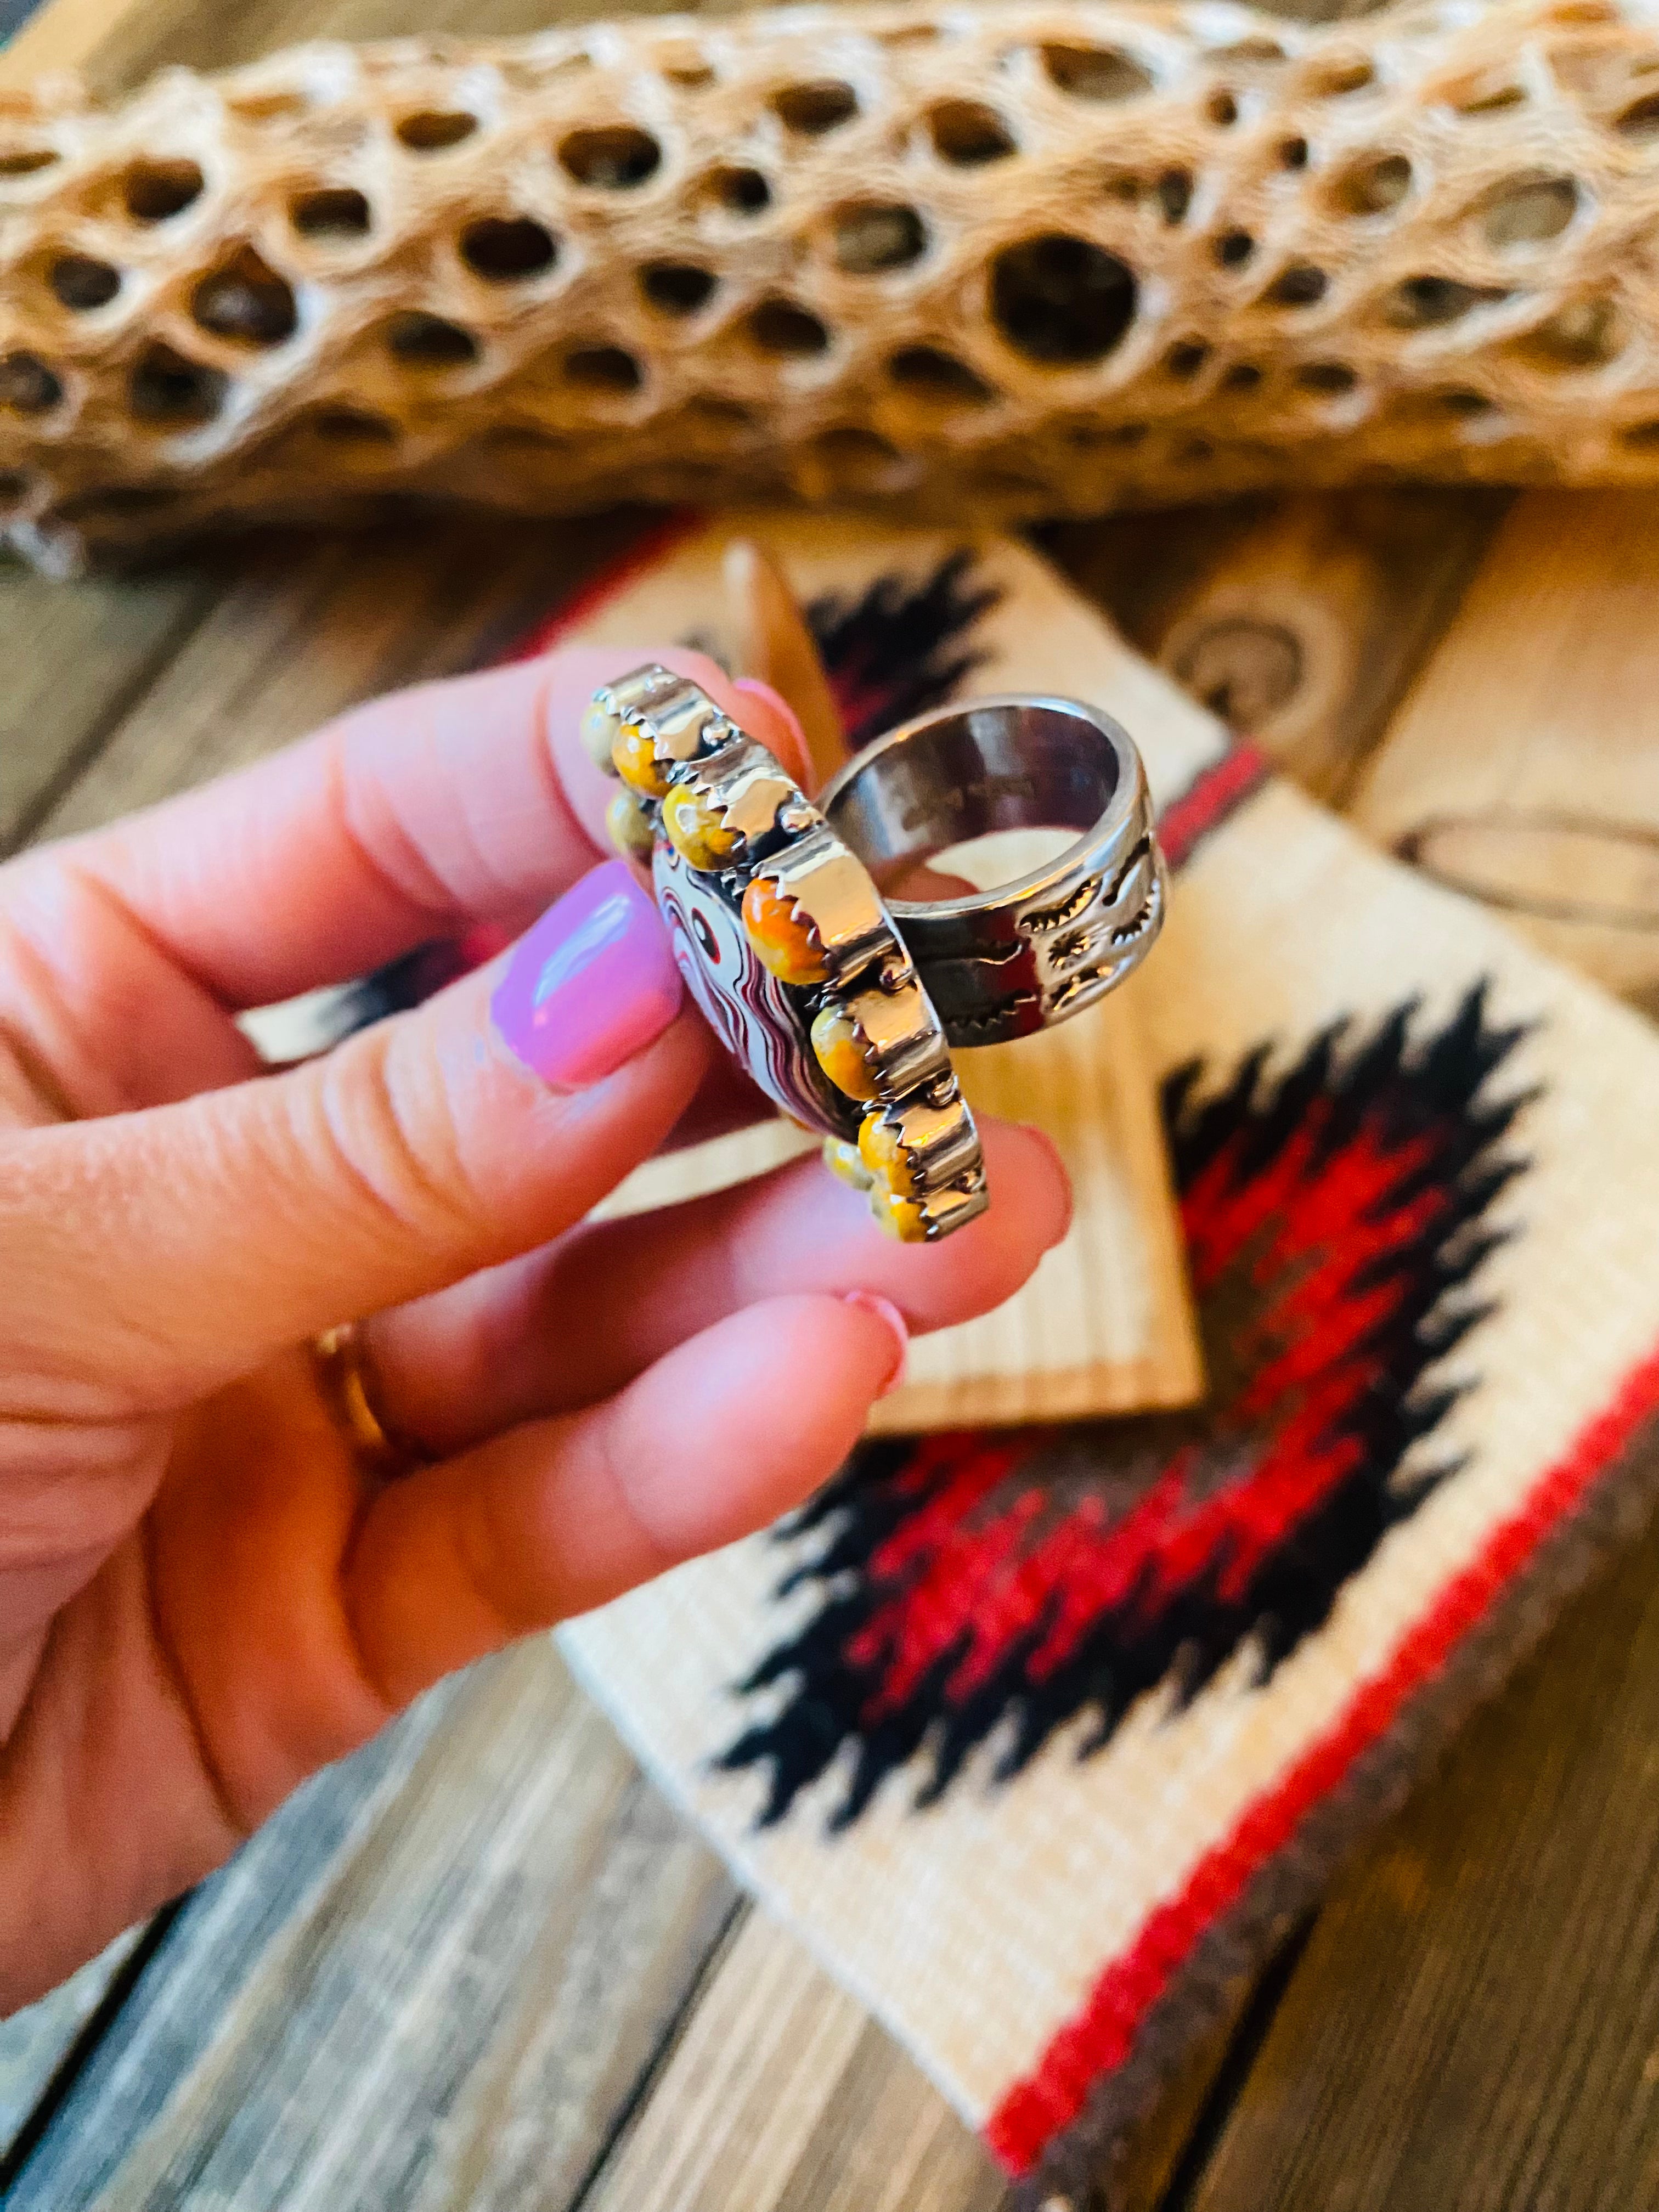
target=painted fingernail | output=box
[492,860,682,1091]
[842,1291,910,1397]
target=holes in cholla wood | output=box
[771,81,860,134]
[1212,229,1255,268]
[703,163,771,215]
[192,245,298,345]
[290,186,372,238]
[0,351,62,413]
[49,253,121,311]
[1206,88,1240,127]
[889,345,996,403]
[129,341,227,424]
[639,261,718,313]
[122,158,205,221]
[1330,150,1412,215]
[1442,68,1527,116]
[1297,359,1358,395]
[1511,296,1626,370]
[560,126,662,188]
[1220,360,1263,393]
[1165,338,1211,379]
[1262,263,1328,307]
[1618,91,1659,139]
[747,298,832,357]
[832,202,927,274]
[1038,43,1154,101]
[460,215,557,280]
[1158,167,1193,222]
[926,100,1015,165]
[386,311,478,367]
[564,344,642,391]
[990,234,1136,364]
[1307,55,1376,98]
[1384,275,1512,328]
[1479,173,1579,247]
[395,110,478,151]
[0,469,34,511]
[0,148,59,176]
[1277,134,1310,170]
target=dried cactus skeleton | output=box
[5,0,1659,567]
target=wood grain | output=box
[1185,1492,1659,2212]
[12,1646,740,2212]
[0,561,215,854]
[1049,488,1508,808]
[1348,488,1659,1017]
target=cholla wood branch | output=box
[7,0,1659,566]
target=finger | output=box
[4,865,719,1408]
[5,648,808,1015]
[364,1118,1070,1452]
[345,1293,907,1706]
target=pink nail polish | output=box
[492,860,682,1090]
[842,1291,910,1397]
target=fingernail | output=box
[842,1291,910,1397]
[492,860,682,1091]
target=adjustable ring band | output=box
[817,697,1164,1047]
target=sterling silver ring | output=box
[584,668,1163,1241]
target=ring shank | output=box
[823,698,1122,879]
[820,695,1163,1046]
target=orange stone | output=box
[810,1001,878,1101]
[741,874,829,985]
[857,1110,917,1197]
[663,784,739,871]
[612,719,671,798]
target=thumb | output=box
[4,862,707,1411]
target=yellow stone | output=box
[663,784,740,871]
[822,1136,872,1189]
[605,787,657,860]
[857,1110,917,1197]
[810,1001,878,1101]
[612,720,671,798]
[581,694,623,775]
[741,875,829,986]
[874,1188,929,1243]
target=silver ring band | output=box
[817,696,1165,1047]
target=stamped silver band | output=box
[817,696,1165,1047]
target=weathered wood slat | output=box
[0,563,215,855]
[583,1911,1008,2212]
[11,1645,739,2212]
[36,511,634,840]
[1347,487,1659,1017]
[1049,488,1508,808]
[1185,1494,1659,2212]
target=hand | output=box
[0,646,1070,2010]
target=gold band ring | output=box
[311,1322,429,1479]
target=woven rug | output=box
[533,513,1659,2207]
